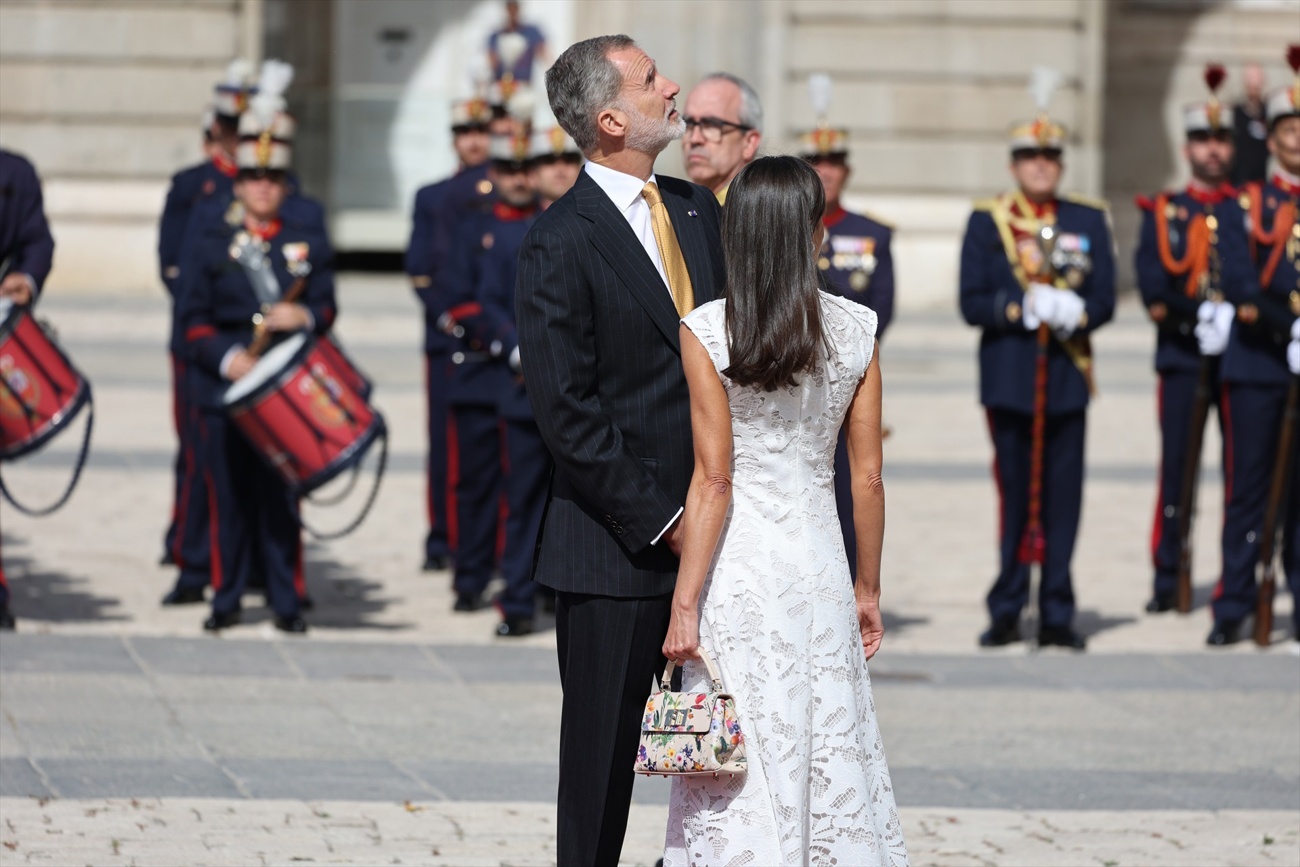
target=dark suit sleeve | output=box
[406,186,437,308]
[158,171,193,295]
[872,230,895,338]
[516,224,682,550]
[177,237,240,375]
[959,210,1025,331]
[1079,208,1116,334]
[302,232,337,334]
[9,157,54,294]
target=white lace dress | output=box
[663,293,908,867]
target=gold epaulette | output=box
[971,197,1000,214]
[859,209,896,231]
[1062,192,1111,212]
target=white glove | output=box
[1023,283,1058,330]
[1288,319,1300,375]
[1050,291,1086,337]
[1194,300,1234,357]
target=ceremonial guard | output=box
[157,61,252,601]
[406,96,494,572]
[0,149,56,631]
[1135,65,1254,616]
[959,69,1116,650]
[177,66,334,634]
[796,74,896,581]
[440,130,540,622]
[1212,47,1300,645]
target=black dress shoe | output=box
[1145,594,1176,614]
[1038,626,1087,650]
[203,610,240,631]
[158,551,175,566]
[0,605,15,631]
[274,615,308,634]
[453,591,484,612]
[496,616,534,637]
[422,555,451,572]
[1206,619,1242,647]
[978,619,1021,647]
[161,586,206,606]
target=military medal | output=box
[818,256,830,271]
[849,270,868,291]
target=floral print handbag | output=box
[634,648,747,777]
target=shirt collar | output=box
[585,161,657,213]
[1270,167,1300,197]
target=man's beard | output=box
[621,99,686,155]
[1190,156,1229,185]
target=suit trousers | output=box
[425,352,455,562]
[451,403,502,596]
[985,407,1087,629]
[1150,365,1223,599]
[555,591,672,867]
[498,418,551,618]
[200,411,303,618]
[1214,381,1300,628]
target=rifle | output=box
[1175,357,1214,613]
[247,275,307,358]
[1253,375,1299,646]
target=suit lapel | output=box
[575,172,684,350]
[661,184,715,307]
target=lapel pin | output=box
[687,209,698,217]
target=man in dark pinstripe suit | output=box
[516,35,726,866]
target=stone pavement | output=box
[1,279,1298,866]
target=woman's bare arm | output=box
[846,345,886,657]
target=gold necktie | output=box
[642,181,695,317]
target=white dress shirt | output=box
[583,160,683,545]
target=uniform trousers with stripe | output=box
[199,410,303,619]
[424,352,455,564]
[554,591,672,867]
[985,407,1087,629]
[168,356,212,591]
[450,402,502,598]
[498,417,551,618]
[1150,365,1224,601]
[1214,381,1300,630]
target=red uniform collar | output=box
[1270,170,1300,198]
[493,201,537,221]
[212,150,238,178]
[245,216,282,242]
[1185,179,1235,205]
[823,205,848,229]
[1014,193,1056,219]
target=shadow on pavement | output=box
[882,610,930,636]
[1074,608,1139,639]
[1,532,128,623]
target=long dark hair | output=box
[721,156,826,391]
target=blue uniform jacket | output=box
[1134,187,1254,375]
[959,195,1116,416]
[1223,178,1300,386]
[177,206,337,409]
[0,149,55,295]
[406,163,493,354]
[441,202,537,408]
[820,207,895,338]
[158,158,237,298]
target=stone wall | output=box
[0,0,261,294]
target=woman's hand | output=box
[857,597,884,661]
[662,605,701,665]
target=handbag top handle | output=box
[659,647,726,693]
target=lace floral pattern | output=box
[664,293,908,867]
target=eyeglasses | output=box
[1011,147,1063,163]
[682,115,752,144]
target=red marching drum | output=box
[223,332,385,537]
[0,299,94,515]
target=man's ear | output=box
[597,106,628,142]
[742,131,761,162]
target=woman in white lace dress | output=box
[662,156,908,866]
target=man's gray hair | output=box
[701,72,763,134]
[545,34,636,154]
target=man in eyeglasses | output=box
[1135,67,1253,621]
[680,73,762,204]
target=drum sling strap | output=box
[232,235,284,309]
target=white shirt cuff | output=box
[650,507,684,546]
[219,345,244,379]
[508,345,521,372]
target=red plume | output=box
[1288,44,1300,74]
[1204,63,1226,94]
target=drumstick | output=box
[248,275,308,358]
